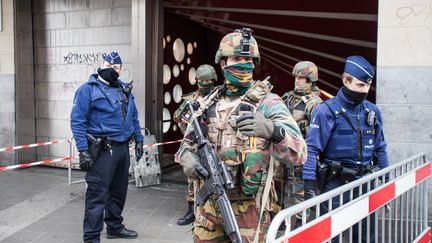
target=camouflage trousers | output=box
[186,177,195,202]
[287,165,309,220]
[193,198,271,243]
[273,160,287,208]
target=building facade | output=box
[0,0,431,171]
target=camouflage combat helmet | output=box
[292,61,319,82]
[214,28,260,65]
[196,64,217,81]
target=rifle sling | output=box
[253,156,275,243]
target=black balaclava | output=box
[98,67,119,87]
[342,86,367,106]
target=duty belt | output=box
[323,159,379,183]
[106,140,128,146]
[93,136,129,149]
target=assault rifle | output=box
[182,101,243,243]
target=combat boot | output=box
[177,201,195,226]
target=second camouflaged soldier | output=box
[173,64,217,226]
[177,28,307,243]
[281,61,322,227]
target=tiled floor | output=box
[2,165,431,243]
[0,167,193,243]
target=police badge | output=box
[366,109,376,126]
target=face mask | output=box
[98,67,119,87]
[342,86,367,105]
[198,81,214,96]
[294,82,313,95]
[223,63,254,96]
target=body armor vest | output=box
[322,99,380,167]
[204,80,272,198]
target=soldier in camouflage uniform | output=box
[173,64,218,226]
[176,28,307,243]
[281,61,322,227]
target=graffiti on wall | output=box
[38,65,133,98]
[395,3,432,63]
[62,80,79,93]
[63,52,107,64]
[396,3,431,25]
[35,51,134,99]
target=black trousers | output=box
[83,143,130,243]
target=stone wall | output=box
[0,0,16,166]
[377,0,432,163]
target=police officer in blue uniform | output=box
[71,52,144,243]
[303,56,389,242]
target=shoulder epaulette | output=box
[323,98,342,118]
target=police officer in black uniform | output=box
[71,52,144,243]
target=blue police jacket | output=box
[70,74,144,151]
[303,88,389,180]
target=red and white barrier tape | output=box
[284,162,432,243]
[0,138,182,153]
[0,139,71,152]
[129,139,184,151]
[143,139,183,148]
[0,139,183,171]
[0,157,73,171]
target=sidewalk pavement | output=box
[0,166,193,243]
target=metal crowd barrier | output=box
[267,153,431,243]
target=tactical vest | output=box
[285,91,321,138]
[204,80,273,199]
[321,99,380,167]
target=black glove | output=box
[304,180,317,201]
[79,150,94,171]
[135,141,144,161]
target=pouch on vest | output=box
[339,167,357,183]
[240,152,267,195]
[327,161,343,181]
